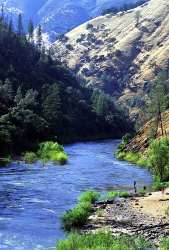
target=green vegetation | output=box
[56,231,152,250]
[147,137,169,181]
[78,190,100,204]
[37,141,68,164]
[23,141,68,165]
[116,150,147,167]
[62,190,100,231]
[62,202,92,231]
[103,191,130,200]
[160,238,169,250]
[23,152,38,163]
[0,156,12,166]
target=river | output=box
[0,140,152,250]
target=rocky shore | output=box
[82,192,169,246]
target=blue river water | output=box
[0,140,152,250]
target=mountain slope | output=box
[53,0,169,119]
[1,0,136,41]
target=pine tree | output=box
[37,25,42,50]
[17,14,24,37]
[28,19,34,42]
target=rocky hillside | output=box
[1,0,136,41]
[126,111,169,153]
[53,0,169,119]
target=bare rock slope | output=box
[53,0,169,119]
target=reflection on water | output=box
[0,140,152,250]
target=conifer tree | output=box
[37,25,42,50]
[17,14,24,37]
[28,19,34,42]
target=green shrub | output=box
[0,155,12,166]
[50,151,68,165]
[62,202,92,231]
[37,141,68,165]
[119,191,130,198]
[103,191,130,200]
[138,189,146,196]
[160,238,169,250]
[147,137,169,181]
[103,191,119,200]
[78,191,100,204]
[56,231,152,250]
[23,152,38,163]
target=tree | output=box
[28,19,34,42]
[17,14,24,37]
[148,73,168,139]
[148,137,169,181]
[37,25,42,50]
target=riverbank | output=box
[81,191,169,246]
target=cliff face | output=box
[53,0,169,119]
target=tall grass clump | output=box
[103,191,130,200]
[62,202,92,231]
[62,190,100,231]
[56,231,152,250]
[78,190,100,203]
[37,141,68,165]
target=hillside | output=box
[125,111,169,153]
[53,0,169,120]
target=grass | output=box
[23,141,68,165]
[102,191,130,200]
[56,231,152,250]
[78,191,100,203]
[62,191,100,231]
[116,151,148,167]
[62,202,92,231]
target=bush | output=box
[0,155,11,166]
[50,151,68,165]
[23,152,38,163]
[62,202,92,231]
[78,191,100,204]
[147,137,169,181]
[103,191,130,200]
[56,231,152,250]
[37,141,68,165]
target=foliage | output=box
[160,238,169,250]
[62,202,92,231]
[56,231,152,250]
[62,190,100,231]
[23,152,38,163]
[147,137,169,181]
[103,191,130,200]
[152,176,169,191]
[37,141,68,165]
[78,191,100,204]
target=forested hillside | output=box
[0,14,132,156]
